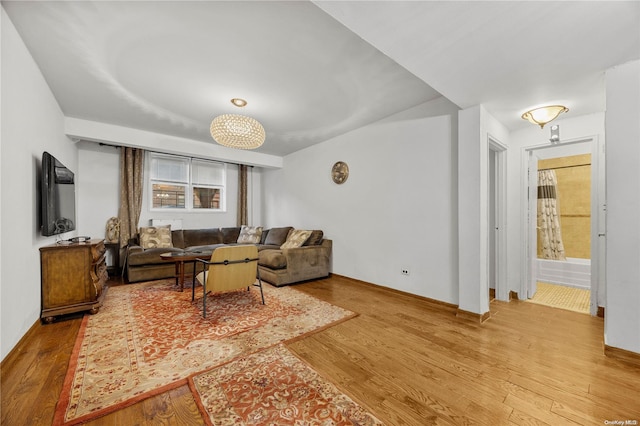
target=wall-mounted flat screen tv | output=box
[41,151,76,236]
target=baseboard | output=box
[331,274,458,312]
[332,274,494,322]
[604,344,640,367]
[456,309,491,323]
[0,319,40,368]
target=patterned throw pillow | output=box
[280,229,312,249]
[139,226,173,249]
[237,225,263,244]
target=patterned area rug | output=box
[54,279,356,425]
[527,282,590,314]
[190,344,384,426]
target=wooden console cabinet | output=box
[40,239,108,322]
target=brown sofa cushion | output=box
[303,230,324,246]
[183,228,224,247]
[264,227,293,246]
[184,244,224,253]
[171,230,185,248]
[128,247,183,266]
[258,250,287,270]
[221,227,241,244]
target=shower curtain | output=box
[537,169,566,260]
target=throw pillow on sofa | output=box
[139,225,173,249]
[264,226,293,246]
[237,225,263,244]
[281,229,312,249]
[303,230,324,246]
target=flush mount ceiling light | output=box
[210,99,265,150]
[521,105,569,129]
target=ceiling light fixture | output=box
[210,99,265,150]
[521,105,568,129]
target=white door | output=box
[489,139,507,301]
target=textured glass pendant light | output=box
[210,98,265,149]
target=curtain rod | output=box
[97,142,254,168]
[538,162,590,171]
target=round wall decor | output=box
[331,161,349,184]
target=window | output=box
[149,153,226,211]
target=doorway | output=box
[523,137,603,316]
[489,138,507,301]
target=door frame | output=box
[520,136,603,315]
[488,137,508,301]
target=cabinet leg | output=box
[89,307,100,315]
[43,316,55,324]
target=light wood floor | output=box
[2,275,639,425]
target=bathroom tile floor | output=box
[527,282,590,314]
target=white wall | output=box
[604,60,640,354]
[458,105,509,314]
[77,142,120,239]
[1,8,78,360]
[262,98,460,303]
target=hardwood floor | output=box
[2,275,639,425]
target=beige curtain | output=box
[118,147,145,248]
[237,164,248,226]
[537,169,566,260]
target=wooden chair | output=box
[192,245,264,318]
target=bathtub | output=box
[536,257,591,290]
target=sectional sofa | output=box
[125,226,331,287]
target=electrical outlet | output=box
[401,268,410,276]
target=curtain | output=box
[195,188,216,209]
[118,147,145,248]
[237,164,248,226]
[537,169,566,260]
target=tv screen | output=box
[41,151,76,236]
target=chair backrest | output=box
[204,245,258,293]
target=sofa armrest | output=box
[281,242,331,269]
[127,244,144,256]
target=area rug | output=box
[527,282,590,314]
[190,344,383,426]
[54,279,356,425]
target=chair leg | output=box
[202,269,207,318]
[256,268,265,305]
[191,276,196,302]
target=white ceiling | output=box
[3,1,639,156]
[316,1,640,130]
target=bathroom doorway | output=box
[523,136,604,316]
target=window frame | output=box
[148,152,226,212]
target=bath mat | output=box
[527,282,590,313]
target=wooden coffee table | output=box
[160,251,212,291]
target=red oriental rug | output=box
[190,344,384,425]
[54,279,356,425]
